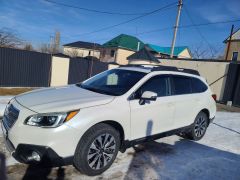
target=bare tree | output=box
[39,43,50,53]
[65,49,79,57]
[23,43,34,51]
[0,28,22,48]
[191,43,224,60]
[191,44,208,59]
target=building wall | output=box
[50,56,70,86]
[129,59,160,65]
[63,47,101,58]
[100,48,117,62]
[160,59,229,101]
[178,49,192,58]
[101,48,135,65]
[115,48,135,65]
[224,41,240,61]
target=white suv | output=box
[1,65,216,176]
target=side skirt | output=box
[120,124,193,152]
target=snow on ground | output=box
[0,96,13,117]
[0,108,240,179]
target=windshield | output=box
[78,69,146,96]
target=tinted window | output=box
[172,76,191,95]
[191,78,207,93]
[135,76,169,98]
[79,69,146,96]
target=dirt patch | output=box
[217,103,240,112]
[0,137,11,159]
[0,88,35,96]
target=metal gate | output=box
[222,63,240,107]
[0,47,51,87]
[68,58,108,84]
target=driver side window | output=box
[134,75,169,99]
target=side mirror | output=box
[139,91,157,105]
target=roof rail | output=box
[119,64,156,68]
[119,64,200,76]
[151,66,200,76]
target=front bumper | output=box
[12,144,73,166]
[1,119,15,154]
[1,120,72,166]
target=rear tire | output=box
[185,111,209,141]
[73,123,120,176]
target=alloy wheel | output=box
[87,133,116,170]
[194,116,207,137]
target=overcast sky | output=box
[0,0,239,49]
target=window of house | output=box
[110,50,115,57]
[191,78,207,93]
[135,76,169,98]
[102,50,106,58]
[88,51,91,56]
[172,75,192,95]
[232,52,238,61]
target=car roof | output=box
[118,65,200,77]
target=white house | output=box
[63,41,102,59]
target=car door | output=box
[129,75,175,140]
[170,75,197,129]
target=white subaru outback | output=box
[1,65,216,176]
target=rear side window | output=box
[191,78,207,93]
[135,76,169,98]
[172,76,191,95]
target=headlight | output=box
[24,110,79,128]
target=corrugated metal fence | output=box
[222,63,240,107]
[0,47,51,87]
[68,57,108,84]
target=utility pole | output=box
[225,24,234,60]
[170,0,183,58]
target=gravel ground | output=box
[0,111,239,180]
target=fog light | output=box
[27,151,41,162]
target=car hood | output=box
[15,85,114,113]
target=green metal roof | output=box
[146,43,188,56]
[103,34,144,51]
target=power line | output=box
[44,0,157,16]
[180,19,240,29]
[183,6,216,57]
[138,27,172,35]
[136,19,240,36]
[64,18,240,44]
[74,2,177,36]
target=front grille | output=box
[3,104,19,129]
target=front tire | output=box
[186,111,209,141]
[73,123,120,176]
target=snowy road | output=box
[1,110,240,179]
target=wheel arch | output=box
[201,108,210,118]
[98,120,125,147]
[96,120,125,152]
[200,108,210,125]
